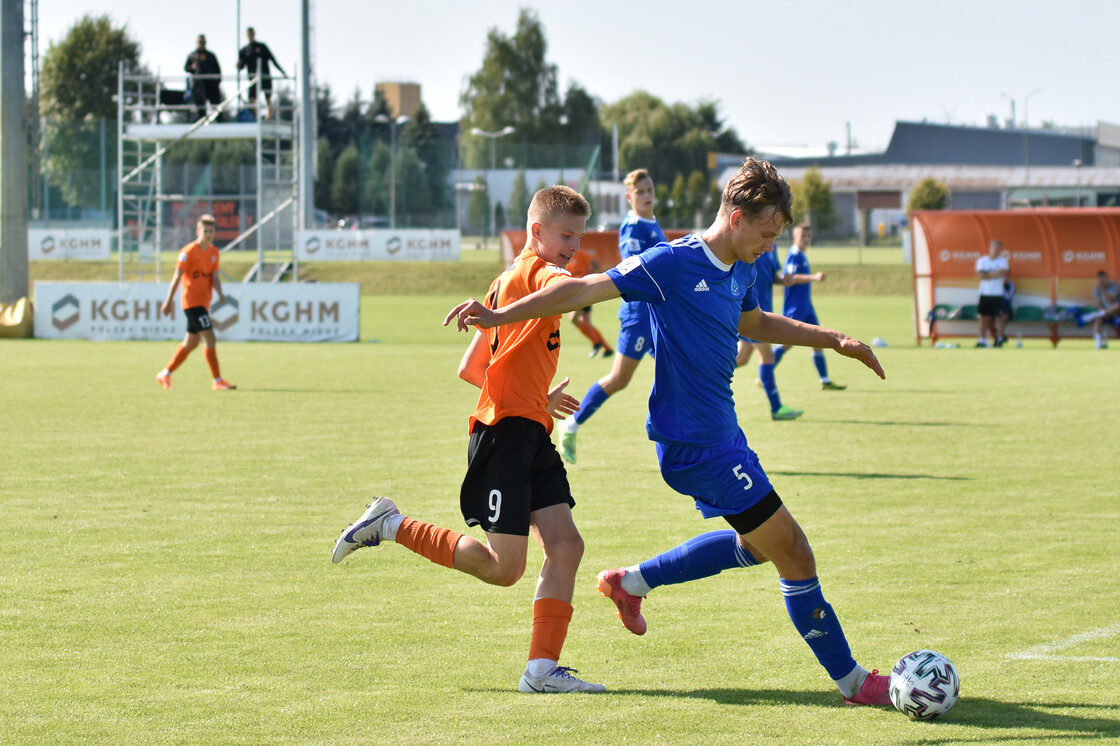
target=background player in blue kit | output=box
[447,158,894,708]
[558,169,666,464]
[736,244,801,420]
[771,224,846,390]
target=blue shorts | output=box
[785,308,820,326]
[655,429,773,519]
[617,316,655,360]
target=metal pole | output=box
[299,0,314,230]
[0,0,28,303]
[489,136,496,238]
[389,120,397,228]
[117,61,124,281]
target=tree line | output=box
[38,11,951,230]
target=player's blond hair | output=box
[198,214,216,228]
[623,169,651,191]
[527,185,591,227]
[719,158,793,226]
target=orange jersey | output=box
[470,248,571,434]
[176,241,220,310]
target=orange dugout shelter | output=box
[911,209,1120,345]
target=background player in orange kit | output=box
[566,250,614,358]
[332,186,605,694]
[156,215,236,391]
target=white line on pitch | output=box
[1007,622,1120,662]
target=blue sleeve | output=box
[606,243,676,305]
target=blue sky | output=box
[39,0,1120,152]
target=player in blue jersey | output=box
[735,245,802,420]
[771,223,846,389]
[446,158,894,708]
[557,169,666,464]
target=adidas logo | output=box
[803,629,828,641]
[693,279,710,292]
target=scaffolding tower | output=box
[116,65,301,283]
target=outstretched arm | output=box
[444,273,620,332]
[739,307,885,379]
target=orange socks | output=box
[528,597,573,663]
[395,517,462,568]
[203,347,221,379]
[165,344,191,373]
[575,319,605,347]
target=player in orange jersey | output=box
[566,251,614,358]
[156,215,236,391]
[332,186,605,694]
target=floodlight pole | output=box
[470,125,515,239]
[376,114,411,228]
[0,0,28,303]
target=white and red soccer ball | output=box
[889,650,960,721]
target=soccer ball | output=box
[888,650,960,721]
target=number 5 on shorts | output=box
[732,464,753,491]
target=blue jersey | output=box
[781,246,814,319]
[617,213,667,325]
[606,234,759,448]
[752,249,782,314]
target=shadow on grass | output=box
[771,470,971,481]
[581,689,1119,738]
[237,387,381,395]
[816,420,992,428]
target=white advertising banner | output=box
[295,229,460,262]
[33,282,361,342]
[28,229,113,260]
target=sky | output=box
[38,0,1120,153]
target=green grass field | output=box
[2,290,1119,745]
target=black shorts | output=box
[460,417,574,535]
[978,295,1005,318]
[183,306,213,334]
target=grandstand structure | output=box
[116,65,301,283]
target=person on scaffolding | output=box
[185,34,222,121]
[237,27,285,120]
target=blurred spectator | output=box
[237,27,286,119]
[1078,270,1120,349]
[975,239,1009,347]
[185,34,222,121]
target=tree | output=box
[41,14,144,120]
[668,173,687,226]
[791,166,837,230]
[494,202,507,232]
[508,169,529,226]
[460,9,601,168]
[601,91,747,187]
[908,177,949,211]
[40,14,145,208]
[331,143,361,215]
[315,137,335,212]
[466,174,490,235]
[402,103,448,212]
[705,178,722,224]
[461,10,560,143]
[685,170,709,228]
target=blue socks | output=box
[812,350,829,381]
[573,382,610,425]
[637,530,759,590]
[758,363,782,413]
[780,576,856,680]
[772,345,787,366]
